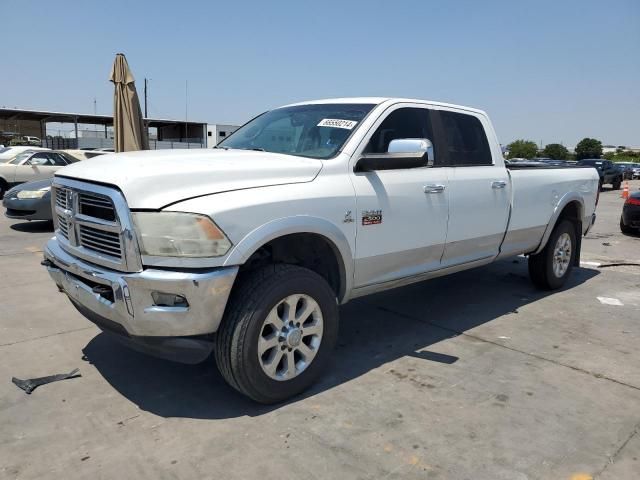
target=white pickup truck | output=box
[43,98,599,403]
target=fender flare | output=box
[533,192,585,255]
[223,215,354,302]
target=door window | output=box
[364,107,434,154]
[28,153,51,165]
[49,153,68,166]
[439,111,492,166]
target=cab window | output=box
[439,111,492,166]
[364,108,434,154]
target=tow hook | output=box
[41,259,54,268]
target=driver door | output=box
[350,105,449,288]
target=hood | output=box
[13,178,53,191]
[55,149,323,209]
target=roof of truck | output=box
[284,97,487,115]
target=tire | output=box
[620,216,634,235]
[613,178,622,190]
[215,264,339,404]
[528,220,577,290]
[598,179,604,192]
[0,180,7,199]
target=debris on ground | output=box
[12,368,81,394]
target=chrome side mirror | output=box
[388,138,434,166]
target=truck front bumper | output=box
[43,238,238,363]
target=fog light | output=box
[151,292,189,307]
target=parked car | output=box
[620,191,640,234]
[616,162,638,180]
[576,159,623,190]
[0,150,76,198]
[61,149,109,161]
[632,165,640,180]
[3,178,53,221]
[0,146,50,163]
[42,97,599,403]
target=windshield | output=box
[0,147,11,154]
[9,152,33,165]
[218,103,375,159]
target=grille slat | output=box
[78,192,117,222]
[79,224,122,257]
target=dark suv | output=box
[576,159,623,190]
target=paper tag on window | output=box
[317,118,358,130]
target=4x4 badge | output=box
[362,210,382,225]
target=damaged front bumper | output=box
[43,238,238,363]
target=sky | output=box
[1,0,638,147]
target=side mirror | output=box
[355,138,434,173]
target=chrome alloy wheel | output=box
[552,232,572,278]
[258,294,324,381]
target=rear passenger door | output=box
[434,109,511,266]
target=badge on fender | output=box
[362,210,382,225]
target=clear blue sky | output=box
[1,0,638,147]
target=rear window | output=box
[439,111,492,166]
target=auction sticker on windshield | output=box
[317,119,358,130]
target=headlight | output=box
[17,187,50,199]
[131,212,232,257]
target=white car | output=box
[0,150,75,197]
[43,97,599,403]
[0,146,50,163]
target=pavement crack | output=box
[376,305,640,392]
[0,326,95,348]
[594,420,640,478]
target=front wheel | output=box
[215,264,339,404]
[528,220,577,290]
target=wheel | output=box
[620,216,634,234]
[598,179,604,192]
[612,178,621,190]
[215,264,339,404]
[528,220,576,290]
[0,180,7,199]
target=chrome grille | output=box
[78,192,117,222]
[51,180,140,272]
[55,188,68,209]
[78,225,122,258]
[57,214,69,239]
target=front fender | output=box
[223,215,354,302]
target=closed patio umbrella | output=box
[109,53,149,152]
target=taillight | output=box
[626,197,640,206]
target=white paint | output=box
[597,296,624,306]
[580,261,601,267]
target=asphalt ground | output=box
[1,180,639,479]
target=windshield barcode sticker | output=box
[317,118,358,130]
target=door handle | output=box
[491,180,507,189]
[424,184,446,193]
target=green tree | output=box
[575,138,602,160]
[542,143,569,160]
[507,139,538,159]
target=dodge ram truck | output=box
[43,98,599,403]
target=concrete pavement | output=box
[1,181,638,479]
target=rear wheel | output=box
[0,180,7,199]
[620,216,634,234]
[215,264,339,404]
[529,220,577,290]
[613,178,622,190]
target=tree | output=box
[507,139,538,159]
[542,143,569,160]
[575,138,602,160]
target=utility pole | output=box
[144,78,148,118]
[185,80,188,146]
[93,97,97,115]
